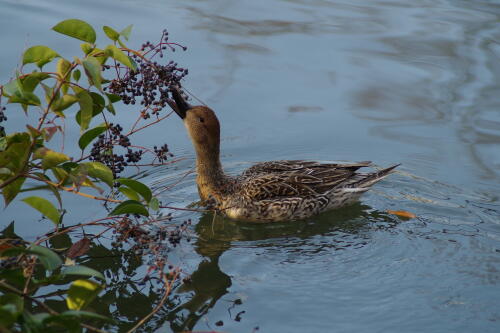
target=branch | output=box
[0,174,23,190]
[34,217,119,245]
[125,270,180,333]
[25,174,122,203]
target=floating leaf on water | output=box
[387,210,417,219]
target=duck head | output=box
[168,87,220,158]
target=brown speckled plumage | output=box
[168,88,399,222]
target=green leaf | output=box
[74,92,104,126]
[51,94,78,113]
[82,56,102,90]
[73,69,81,82]
[0,267,26,290]
[47,183,63,208]
[62,265,105,281]
[90,92,105,114]
[28,244,63,271]
[22,312,49,331]
[22,45,59,68]
[41,314,80,332]
[56,58,72,78]
[33,147,70,169]
[0,132,30,171]
[61,162,79,171]
[2,79,22,97]
[109,200,149,217]
[2,177,26,206]
[0,294,23,327]
[117,38,127,49]
[78,124,107,150]
[106,93,121,103]
[149,197,160,211]
[0,220,16,238]
[0,137,6,151]
[50,167,69,183]
[22,72,50,92]
[26,125,42,139]
[119,186,140,201]
[61,82,69,95]
[120,24,133,40]
[104,44,136,70]
[52,19,96,43]
[76,90,93,131]
[81,162,113,187]
[41,82,59,104]
[58,310,114,323]
[103,26,120,41]
[8,90,41,106]
[80,43,93,56]
[66,279,103,310]
[116,178,152,202]
[22,196,61,225]
[75,99,103,126]
[105,95,116,114]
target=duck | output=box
[167,87,399,223]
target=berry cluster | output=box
[0,256,17,270]
[111,216,191,253]
[153,144,172,163]
[0,106,7,122]
[110,216,192,286]
[0,240,28,270]
[106,30,188,119]
[110,123,130,147]
[0,106,6,136]
[89,123,143,176]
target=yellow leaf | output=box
[66,279,103,310]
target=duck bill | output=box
[168,87,192,119]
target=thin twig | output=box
[34,217,118,245]
[125,112,172,137]
[154,168,194,196]
[125,270,180,333]
[159,205,212,213]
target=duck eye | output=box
[199,117,204,123]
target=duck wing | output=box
[239,160,373,200]
[242,160,371,177]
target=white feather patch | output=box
[342,187,369,193]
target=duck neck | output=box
[195,148,226,200]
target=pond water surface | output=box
[1,0,500,332]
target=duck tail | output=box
[357,163,400,188]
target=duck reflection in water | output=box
[164,202,399,331]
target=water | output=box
[1,0,500,332]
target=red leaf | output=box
[66,237,91,259]
[43,126,61,141]
[0,242,13,253]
